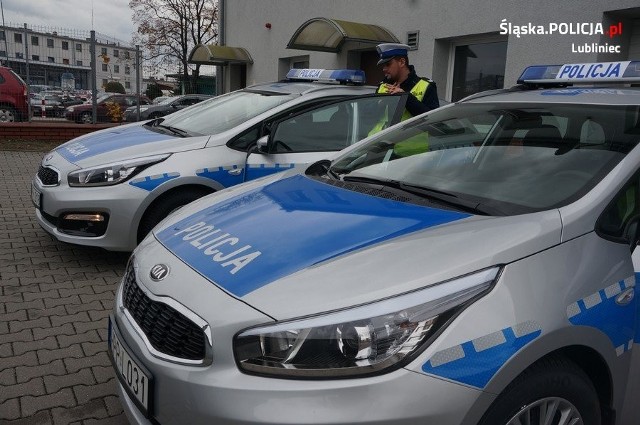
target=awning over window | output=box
[287,18,399,53]
[188,44,253,65]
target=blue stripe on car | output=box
[567,277,636,355]
[422,321,542,389]
[155,175,470,297]
[129,172,180,191]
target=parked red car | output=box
[0,66,29,122]
[64,93,151,123]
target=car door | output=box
[244,94,407,181]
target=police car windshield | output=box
[332,103,640,215]
[160,90,295,135]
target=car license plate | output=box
[109,318,152,415]
[31,183,41,209]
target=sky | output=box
[1,0,136,43]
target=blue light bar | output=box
[518,61,640,84]
[285,68,366,84]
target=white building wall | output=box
[225,0,640,98]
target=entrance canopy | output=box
[188,44,253,65]
[287,18,399,53]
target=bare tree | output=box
[130,0,218,93]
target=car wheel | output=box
[479,356,601,425]
[80,111,92,124]
[0,105,17,122]
[137,187,213,243]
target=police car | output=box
[32,69,411,251]
[110,60,640,424]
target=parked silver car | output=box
[123,94,213,122]
[109,60,640,424]
[32,69,407,251]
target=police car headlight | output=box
[234,267,499,378]
[67,154,171,187]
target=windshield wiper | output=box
[157,124,189,138]
[342,175,494,215]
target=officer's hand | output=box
[383,83,405,94]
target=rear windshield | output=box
[331,103,640,215]
[160,90,295,135]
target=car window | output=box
[331,103,640,215]
[598,173,640,244]
[228,126,261,151]
[270,95,405,153]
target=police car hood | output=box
[155,174,562,320]
[54,122,209,167]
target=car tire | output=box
[478,356,601,425]
[137,187,212,243]
[0,105,17,122]
[80,111,92,124]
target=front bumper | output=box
[113,312,485,425]
[33,176,146,251]
[111,241,488,424]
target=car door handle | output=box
[228,168,242,176]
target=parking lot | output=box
[0,150,130,424]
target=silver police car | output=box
[111,61,640,424]
[32,69,409,251]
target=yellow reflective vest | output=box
[369,79,430,135]
[369,79,431,156]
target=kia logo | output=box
[150,264,169,281]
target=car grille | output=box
[37,166,59,186]
[121,263,207,361]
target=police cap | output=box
[376,43,410,66]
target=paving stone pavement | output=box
[0,151,130,424]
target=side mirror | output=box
[256,135,269,154]
[305,159,331,176]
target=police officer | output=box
[375,43,439,118]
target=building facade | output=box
[219,0,640,101]
[0,24,139,93]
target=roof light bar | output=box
[517,60,640,85]
[286,68,366,85]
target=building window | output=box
[76,60,83,66]
[31,36,39,46]
[62,41,69,50]
[450,40,507,101]
[48,57,55,63]
[101,47,107,55]
[407,31,419,50]
[125,66,130,75]
[47,38,54,48]
[63,58,69,65]
[16,52,23,59]
[32,55,40,61]
[75,43,82,52]
[102,79,108,87]
[114,65,120,73]
[0,51,6,57]
[125,51,130,60]
[125,81,131,89]
[14,33,22,43]
[0,30,5,41]
[102,63,108,72]
[113,49,119,58]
